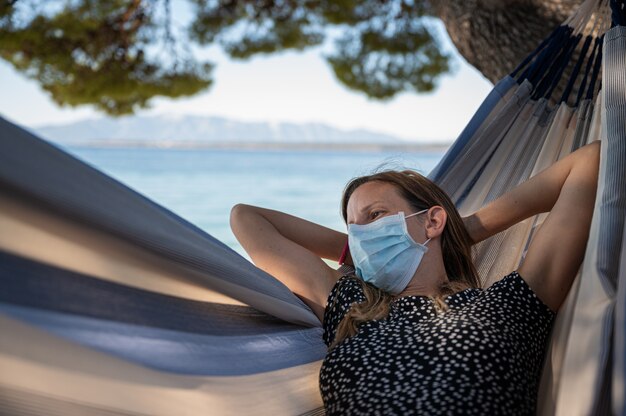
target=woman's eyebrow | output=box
[359,201,386,213]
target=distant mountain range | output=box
[34,115,449,151]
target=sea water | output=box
[65,147,444,258]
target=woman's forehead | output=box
[348,182,404,210]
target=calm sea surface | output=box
[65,147,445,258]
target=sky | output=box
[0,14,493,143]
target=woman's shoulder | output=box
[480,270,556,319]
[324,273,366,315]
[322,274,367,347]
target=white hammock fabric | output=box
[0,0,624,414]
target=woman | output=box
[230,141,600,415]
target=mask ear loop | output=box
[404,208,429,219]
[405,208,431,245]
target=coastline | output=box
[55,139,452,153]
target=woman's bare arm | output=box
[230,204,348,323]
[463,141,600,311]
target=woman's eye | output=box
[371,211,383,219]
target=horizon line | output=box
[54,139,452,152]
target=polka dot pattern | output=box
[319,271,555,415]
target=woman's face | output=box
[346,181,428,242]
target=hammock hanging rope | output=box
[0,0,625,414]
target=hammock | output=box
[0,0,624,414]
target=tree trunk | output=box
[433,0,583,84]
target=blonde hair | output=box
[330,169,480,350]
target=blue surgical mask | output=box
[348,209,431,294]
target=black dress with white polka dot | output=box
[319,271,555,415]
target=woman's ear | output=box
[424,206,447,239]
